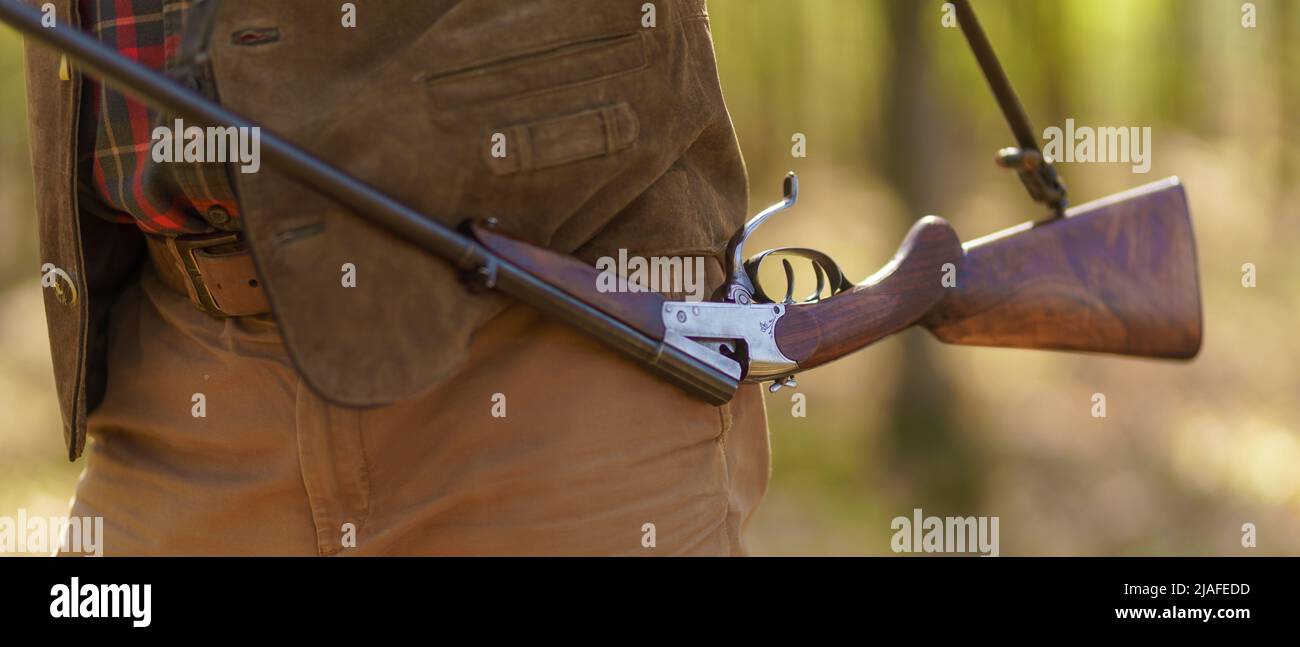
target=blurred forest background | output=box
[2,0,1298,555]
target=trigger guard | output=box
[743,247,854,304]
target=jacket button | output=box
[205,205,231,226]
[51,273,78,306]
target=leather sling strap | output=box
[952,0,1068,215]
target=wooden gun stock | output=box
[922,177,1202,358]
[771,217,963,370]
[772,177,1201,372]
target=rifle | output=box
[0,0,1201,406]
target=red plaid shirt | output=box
[77,0,240,235]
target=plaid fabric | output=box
[77,0,240,234]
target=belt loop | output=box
[163,235,206,307]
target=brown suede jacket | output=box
[22,0,748,459]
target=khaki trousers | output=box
[66,268,770,555]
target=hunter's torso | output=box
[23,0,748,458]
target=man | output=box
[23,0,769,555]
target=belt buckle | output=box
[170,231,244,317]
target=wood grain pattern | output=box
[922,177,1202,358]
[470,221,668,339]
[774,216,964,369]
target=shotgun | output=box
[477,174,1202,391]
[0,0,1201,406]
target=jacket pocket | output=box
[483,103,639,175]
[422,31,648,109]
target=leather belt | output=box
[144,231,271,318]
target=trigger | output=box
[781,258,796,305]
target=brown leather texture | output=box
[143,233,271,317]
[23,0,748,457]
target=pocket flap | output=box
[426,32,648,108]
[484,103,639,175]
